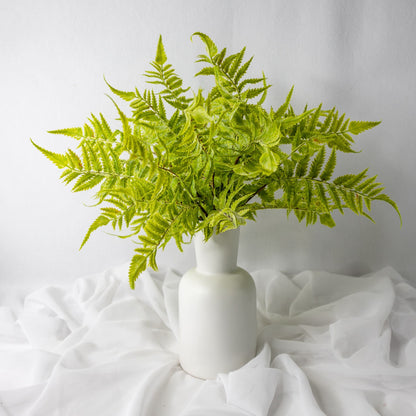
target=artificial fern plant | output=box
[32,32,401,288]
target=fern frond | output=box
[195,67,215,77]
[48,127,83,138]
[129,211,185,288]
[128,254,148,289]
[104,77,135,102]
[234,56,253,86]
[67,149,83,170]
[308,104,322,131]
[191,32,218,59]
[308,147,325,179]
[243,86,269,100]
[319,107,335,132]
[320,148,336,181]
[80,215,110,249]
[274,86,294,118]
[72,173,104,192]
[238,78,264,92]
[296,154,310,178]
[373,194,402,225]
[229,47,246,79]
[155,35,167,65]
[31,140,67,168]
[333,113,345,132]
[349,120,381,135]
[319,213,336,227]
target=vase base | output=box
[179,349,257,379]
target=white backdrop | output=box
[1,0,415,290]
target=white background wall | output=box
[1,0,415,290]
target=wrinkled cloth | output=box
[1,265,416,416]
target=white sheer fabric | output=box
[1,265,415,415]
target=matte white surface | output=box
[1,264,415,415]
[194,228,240,274]
[1,0,415,287]
[179,266,257,379]
[179,228,257,378]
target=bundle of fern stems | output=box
[32,32,401,288]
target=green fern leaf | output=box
[319,107,334,132]
[72,174,104,192]
[60,169,80,185]
[304,179,313,206]
[333,170,367,188]
[257,73,269,105]
[355,175,378,192]
[274,86,294,118]
[155,35,167,65]
[333,113,345,132]
[373,194,402,225]
[192,32,218,58]
[229,47,246,79]
[319,213,336,227]
[128,254,148,289]
[237,77,264,92]
[100,114,113,140]
[80,143,91,170]
[280,109,314,128]
[105,78,136,102]
[80,215,110,249]
[343,169,368,188]
[235,56,253,86]
[101,207,121,219]
[196,54,211,64]
[96,142,112,173]
[195,67,215,76]
[340,189,359,214]
[108,147,122,174]
[31,140,67,168]
[316,182,330,211]
[308,104,322,131]
[244,86,269,100]
[213,48,227,65]
[356,194,364,214]
[320,148,336,181]
[327,185,344,213]
[329,110,339,132]
[294,209,306,223]
[341,117,350,132]
[48,127,83,138]
[308,147,325,179]
[295,155,310,178]
[220,53,238,73]
[259,148,280,175]
[67,149,83,170]
[306,211,318,225]
[349,120,381,135]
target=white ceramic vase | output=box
[178,228,257,379]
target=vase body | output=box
[178,228,257,379]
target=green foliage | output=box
[32,33,401,289]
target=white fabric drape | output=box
[1,265,416,415]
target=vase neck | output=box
[194,228,240,274]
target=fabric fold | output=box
[1,265,415,415]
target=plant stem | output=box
[245,183,267,204]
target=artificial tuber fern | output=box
[32,33,401,289]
